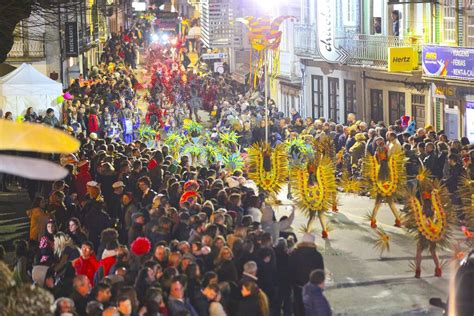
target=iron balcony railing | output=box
[336,34,423,67]
[294,24,319,58]
[294,23,422,67]
[7,34,46,59]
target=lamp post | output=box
[264,49,269,143]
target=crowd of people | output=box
[0,13,473,316]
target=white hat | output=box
[89,132,98,140]
[86,181,99,187]
[302,232,316,244]
[112,181,125,189]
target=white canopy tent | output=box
[0,63,63,118]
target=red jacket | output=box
[74,162,92,202]
[88,114,99,133]
[99,255,117,277]
[73,255,99,285]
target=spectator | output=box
[303,269,332,316]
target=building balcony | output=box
[336,34,423,67]
[294,23,422,68]
[6,35,45,61]
[294,24,319,58]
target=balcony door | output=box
[328,77,340,122]
[311,75,323,119]
[411,94,425,129]
[370,89,383,123]
[389,91,405,124]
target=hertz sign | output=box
[388,47,418,72]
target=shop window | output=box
[344,80,357,119]
[444,100,460,140]
[370,89,384,123]
[328,77,340,122]
[389,91,405,124]
[411,94,425,129]
[311,75,323,119]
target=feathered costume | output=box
[288,135,337,238]
[247,142,288,200]
[362,145,406,228]
[402,169,454,278]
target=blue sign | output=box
[422,45,474,81]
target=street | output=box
[275,192,451,315]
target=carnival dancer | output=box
[363,136,406,228]
[403,169,454,278]
[287,136,337,239]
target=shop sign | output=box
[432,83,458,100]
[214,62,225,74]
[388,47,418,72]
[315,0,350,64]
[466,102,474,143]
[65,22,79,57]
[422,45,474,80]
[202,53,228,60]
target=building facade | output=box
[6,0,121,87]
[290,0,473,139]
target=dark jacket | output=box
[216,260,239,284]
[191,290,210,316]
[84,207,112,251]
[423,152,437,175]
[167,297,199,316]
[288,245,324,287]
[302,283,332,316]
[236,295,261,316]
[444,163,465,194]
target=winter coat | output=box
[302,283,332,316]
[423,152,437,175]
[288,244,324,287]
[216,259,239,284]
[444,163,465,194]
[84,206,112,250]
[236,295,260,316]
[73,255,99,285]
[167,297,199,316]
[88,114,100,133]
[75,163,93,202]
[27,207,50,241]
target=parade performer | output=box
[403,169,453,278]
[459,177,474,239]
[182,120,204,166]
[362,136,406,228]
[288,137,337,238]
[247,142,288,203]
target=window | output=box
[311,75,323,119]
[467,15,474,47]
[370,89,384,123]
[389,91,405,123]
[342,0,356,27]
[443,0,457,43]
[411,94,425,129]
[344,80,357,119]
[328,77,340,122]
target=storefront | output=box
[422,45,474,140]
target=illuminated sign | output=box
[315,0,350,64]
[422,45,474,80]
[466,102,474,144]
[387,47,418,72]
